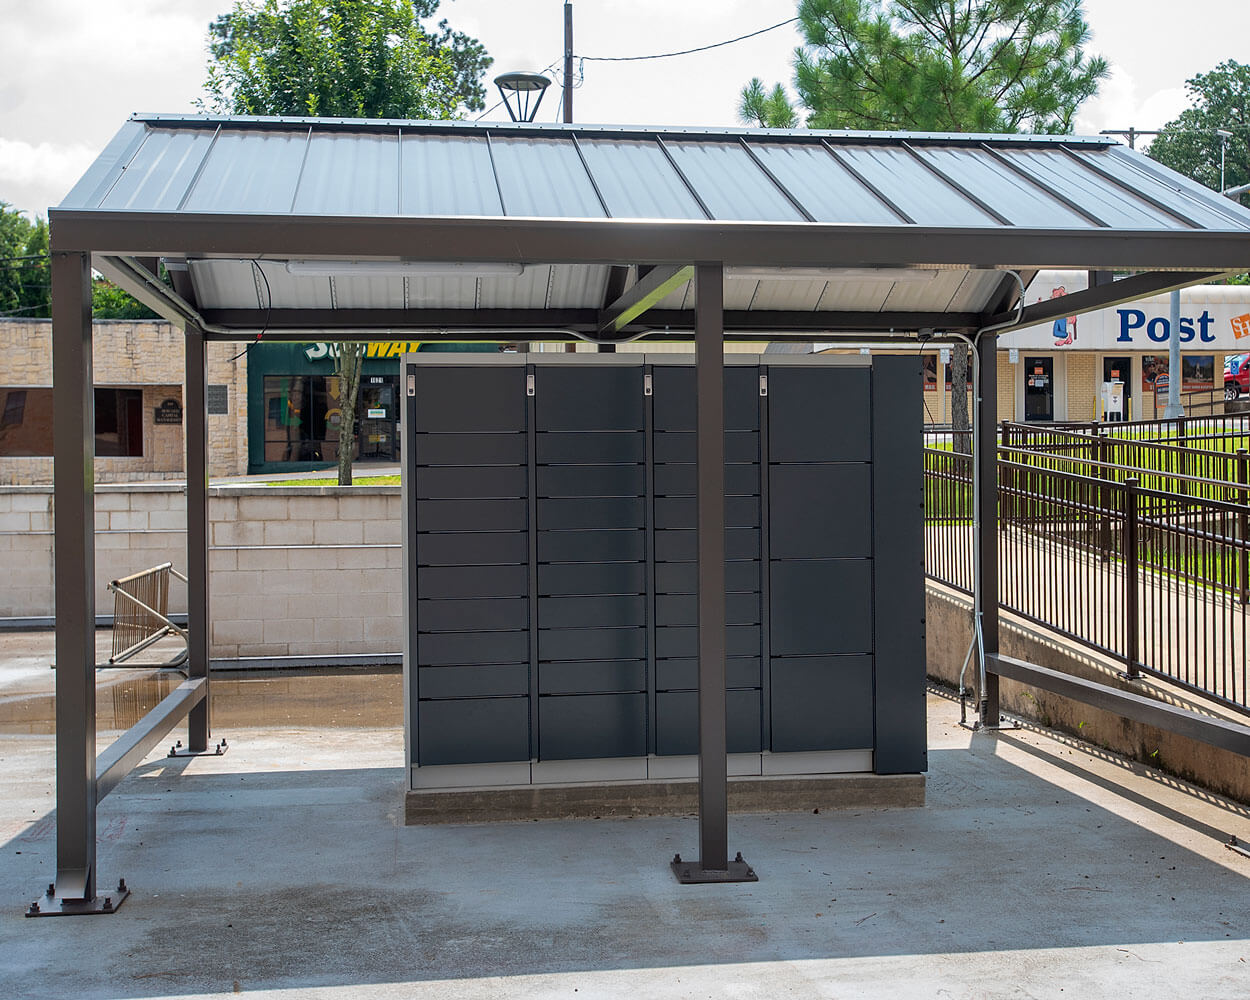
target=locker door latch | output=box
[526,373,535,397]
[644,373,653,397]
[406,373,416,397]
[759,374,768,397]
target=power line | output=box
[578,17,798,62]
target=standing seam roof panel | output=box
[293,131,399,216]
[181,130,308,214]
[99,129,217,211]
[747,143,902,225]
[575,138,706,220]
[835,147,1000,227]
[487,136,606,218]
[664,141,804,222]
[399,134,502,217]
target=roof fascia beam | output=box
[982,269,1234,333]
[597,264,693,337]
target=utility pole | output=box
[564,2,573,124]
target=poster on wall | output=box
[1141,356,1167,393]
[922,355,937,391]
[944,351,973,389]
[1181,355,1214,392]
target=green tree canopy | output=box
[741,0,1107,133]
[202,0,490,118]
[1147,60,1249,207]
[0,204,50,319]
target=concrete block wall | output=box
[0,484,402,660]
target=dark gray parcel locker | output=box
[402,354,924,790]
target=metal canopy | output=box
[41,113,1250,911]
[53,114,1250,342]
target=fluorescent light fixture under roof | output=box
[726,266,939,282]
[285,260,528,278]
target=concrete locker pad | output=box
[417,596,528,632]
[651,365,761,431]
[535,431,645,464]
[655,689,763,756]
[537,463,645,498]
[767,367,872,463]
[537,561,647,596]
[539,693,647,760]
[417,498,527,531]
[417,630,529,666]
[653,430,759,464]
[655,559,760,595]
[415,367,527,432]
[412,432,526,466]
[416,531,528,566]
[769,654,874,753]
[538,627,647,661]
[415,465,527,499]
[538,660,646,695]
[418,697,530,765]
[655,656,762,691]
[769,464,872,559]
[769,560,872,656]
[418,663,530,700]
[537,595,645,629]
[535,366,644,431]
[417,564,529,599]
[537,528,645,563]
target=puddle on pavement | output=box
[0,666,403,735]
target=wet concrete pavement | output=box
[2,635,1250,998]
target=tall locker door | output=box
[651,363,763,757]
[411,364,531,766]
[767,365,875,754]
[534,362,648,760]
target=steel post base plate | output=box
[27,884,130,917]
[670,853,758,884]
[168,738,228,759]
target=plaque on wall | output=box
[154,399,183,424]
[206,384,229,415]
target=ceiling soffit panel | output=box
[548,265,611,308]
[293,131,399,216]
[575,138,707,219]
[487,136,606,218]
[399,134,502,216]
[331,274,406,309]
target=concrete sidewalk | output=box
[3,678,1250,998]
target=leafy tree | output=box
[741,0,1106,133]
[202,0,491,483]
[92,277,159,319]
[1147,60,1249,208]
[0,204,50,318]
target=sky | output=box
[1,0,1247,219]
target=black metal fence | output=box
[924,426,1250,714]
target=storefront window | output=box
[0,387,143,457]
[263,375,343,463]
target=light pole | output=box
[1218,129,1232,193]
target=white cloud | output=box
[0,139,99,216]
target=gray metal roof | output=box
[52,115,1250,341]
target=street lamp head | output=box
[1217,129,1233,140]
[493,71,553,122]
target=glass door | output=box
[1024,357,1054,422]
[1102,356,1131,421]
[357,377,398,461]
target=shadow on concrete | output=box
[4,729,1250,997]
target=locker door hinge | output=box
[406,373,416,397]
[644,373,653,397]
[759,374,768,397]
[526,373,535,397]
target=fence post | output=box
[1178,415,1189,498]
[1238,449,1249,607]
[1098,432,1112,562]
[1001,420,1013,525]
[1123,477,1140,678]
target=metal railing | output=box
[924,430,1250,714]
[107,563,189,667]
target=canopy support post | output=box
[672,262,757,884]
[977,332,1001,726]
[184,321,212,752]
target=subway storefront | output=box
[247,341,499,474]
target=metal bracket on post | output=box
[27,878,131,918]
[1226,836,1250,860]
[168,737,229,758]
